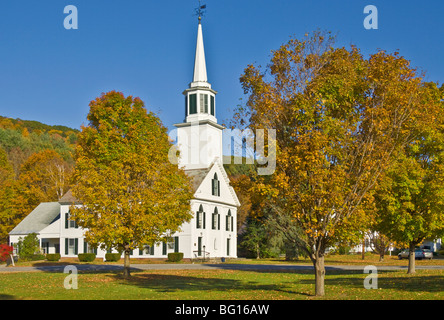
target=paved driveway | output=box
[1,263,444,273]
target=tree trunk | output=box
[123,245,131,278]
[378,238,385,261]
[361,239,365,260]
[312,254,326,296]
[407,242,416,274]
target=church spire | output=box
[192,21,208,85]
[174,3,224,171]
[182,4,218,124]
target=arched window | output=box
[212,207,220,230]
[196,204,205,229]
[226,209,233,232]
[212,173,220,196]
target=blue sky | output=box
[0,0,442,133]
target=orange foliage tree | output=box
[235,31,440,296]
[19,149,73,205]
[71,91,194,278]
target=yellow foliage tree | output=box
[71,91,194,278]
[236,31,440,296]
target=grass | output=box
[7,252,444,268]
[0,268,443,300]
[1,253,442,300]
[9,257,184,267]
[226,253,444,266]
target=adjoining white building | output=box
[9,18,240,260]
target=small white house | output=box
[9,18,240,261]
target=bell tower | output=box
[183,17,217,124]
[174,10,224,170]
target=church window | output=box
[212,173,220,196]
[212,207,220,230]
[189,94,197,114]
[226,210,233,232]
[196,205,205,229]
[210,95,215,115]
[65,211,78,229]
[200,93,208,113]
[174,236,179,253]
[139,244,154,255]
[65,238,78,255]
[84,241,97,254]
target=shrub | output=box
[167,252,183,262]
[105,253,121,262]
[20,254,46,261]
[17,233,40,259]
[338,245,351,255]
[0,244,13,263]
[78,253,96,262]
[46,253,61,261]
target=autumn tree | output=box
[235,31,439,296]
[0,147,14,185]
[366,231,392,262]
[372,86,444,273]
[19,149,73,206]
[71,91,194,278]
[0,117,77,242]
[0,244,13,263]
[0,147,29,242]
[223,157,257,231]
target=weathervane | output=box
[195,0,206,22]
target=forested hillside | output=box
[0,116,78,242]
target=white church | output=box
[9,18,240,261]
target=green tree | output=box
[235,31,439,296]
[372,89,444,273]
[71,91,194,278]
[240,217,269,259]
[17,233,40,258]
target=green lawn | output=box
[0,268,443,300]
[9,252,444,267]
[226,253,444,266]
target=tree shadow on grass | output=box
[298,270,444,294]
[0,294,16,300]
[106,271,314,298]
[30,262,135,274]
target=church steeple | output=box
[182,19,218,123]
[175,12,224,171]
[192,21,208,86]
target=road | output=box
[1,263,444,273]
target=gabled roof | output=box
[59,189,81,205]
[187,159,240,207]
[185,168,210,192]
[9,202,60,235]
